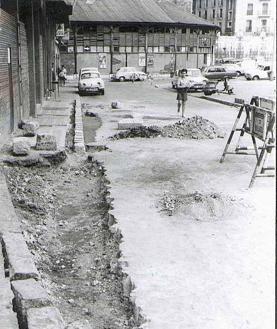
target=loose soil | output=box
[158,191,245,220]
[111,116,225,140]
[4,156,143,329]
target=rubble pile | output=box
[159,191,237,219]
[111,116,224,140]
[111,125,163,139]
[162,116,225,139]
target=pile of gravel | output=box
[111,116,225,140]
[159,191,237,219]
[162,116,225,139]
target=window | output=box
[219,8,223,18]
[228,21,232,27]
[228,0,233,9]
[212,9,216,18]
[247,3,253,15]
[261,19,267,31]
[262,3,268,15]
[213,0,216,6]
[199,11,201,17]
[228,11,232,20]
[199,0,202,8]
[246,20,252,32]
[205,0,208,7]
[204,10,207,19]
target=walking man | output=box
[176,69,191,117]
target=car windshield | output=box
[81,72,100,79]
[187,70,201,77]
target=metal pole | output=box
[8,47,15,132]
[73,25,77,74]
[16,0,23,121]
[30,0,36,117]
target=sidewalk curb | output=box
[74,97,86,153]
[0,170,65,329]
[190,95,240,108]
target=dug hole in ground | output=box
[86,95,275,329]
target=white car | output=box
[171,68,208,91]
[223,63,244,76]
[245,65,273,80]
[111,67,147,82]
[78,71,105,95]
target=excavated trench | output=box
[3,109,144,328]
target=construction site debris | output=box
[111,116,225,140]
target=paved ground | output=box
[80,79,275,329]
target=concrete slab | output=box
[0,172,22,235]
[0,312,19,329]
[118,119,144,130]
[0,278,14,309]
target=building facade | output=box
[192,0,236,35]
[0,0,72,137]
[235,0,275,37]
[60,0,219,75]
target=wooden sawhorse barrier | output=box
[220,97,275,188]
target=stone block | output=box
[118,119,143,130]
[2,233,40,281]
[12,279,51,329]
[36,134,57,151]
[13,140,31,156]
[21,120,40,137]
[111,101,122,109]
[27,307,65,329]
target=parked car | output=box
[244,65,274,80]
[222,63,244,76]
[202,66,238,80]
[111,67,147,82]
[78,71,105,95]
[171,68,208,91]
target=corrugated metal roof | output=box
[70,0,218,28]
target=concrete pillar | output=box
[73,25,77,74]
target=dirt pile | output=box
[159,191,239,220]
[111,116,225,140]
[162,116,225,139]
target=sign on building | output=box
[56,24,65,37]
[98,53,107,69]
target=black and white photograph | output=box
[0,0,276,328]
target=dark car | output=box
[202,66,238,80]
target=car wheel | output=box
[101,89,105,95]
[253,76,260,80]
[204,91,212,96]
[119,76,125,82]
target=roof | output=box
[69,0,219,29]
